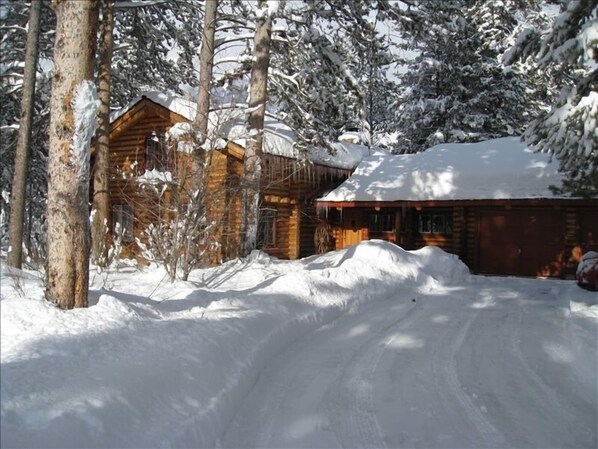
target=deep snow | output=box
[320,137,568,202]
[1,241,596,448]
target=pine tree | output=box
[110,0,203,105]
[1,1,56,262]
[91,0,115,268]
[242,0,272,255]
[7,0,41,269]
[195,0,218,146]
[211,1,398,153]
[394,0,530,153]
[522,0,597,197]
[45,0,100,309]
[263,1,398,151]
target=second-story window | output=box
[145,131,167,171]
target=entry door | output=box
[478,211,565,277]
[342,209,364,248]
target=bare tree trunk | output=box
[241,0,272,256]
[45,0,99,309]
[195,0,218,147]
[91,0,114,268]
[7,0,42,269]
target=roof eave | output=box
[315,198,598,208]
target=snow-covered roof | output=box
[319,137,570,203]
[110,92,369,170]
[110,92,197,123]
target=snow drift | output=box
[1,241,467,448]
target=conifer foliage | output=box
[0,1,56,262]
[394,0,532,153]
[521,0,597,197]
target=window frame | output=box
[418,212,452,235]
[113,203,134,243]
[368,212,395,233]
[257,208,277,249]
[145,131,167,171]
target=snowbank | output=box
[1,241,467,448]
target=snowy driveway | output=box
[221,277,597,449]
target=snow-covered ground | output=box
[1,241,596,448]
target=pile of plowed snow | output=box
[1,240,468,448]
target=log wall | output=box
[322,203,597,278]
[103,100,353,264]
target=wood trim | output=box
[223,141,245,160]
[317,199,598,208]
[263,194,297,205]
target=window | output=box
[145,131,167,171]
[113,204,134,243]
[369,213,394,233]
[257,208,277,248]
[418,213,452,235]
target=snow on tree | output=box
[110,0,203,105]
[45,0,99,309]
[393,0,532,153]
[210,1,398,154]
[0,1,55,262]
[241,0,272,256]
[520,1,597,197]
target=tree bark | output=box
[7,0,42,269]
[195,0,218,147]
[45,0,99,309]
[241,0,272,256]
[91,0,114,268]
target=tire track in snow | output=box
[433,306,507,448]
[505,289,595,446]
[333,302,421,449]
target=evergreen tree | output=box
[242,0,272,255]
[521,0,597,197]
[213,1,399,152]
[6,0,41,269]
[110,0,203,105]
[45,0,100,309]
[91,0,115,267]
[0,1,55,262]
[394,0,531,153]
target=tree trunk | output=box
[195,0,218,147]
[91,0,114,268]
[241,0,272,256]
[7,0,42,269]
[45,0,99,309]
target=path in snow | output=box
[220,277,597,448]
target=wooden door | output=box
[342,209,364,248]
[477,210,565,277]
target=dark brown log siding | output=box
[324,203,597,278]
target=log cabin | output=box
[316,137,598,278]
[94,92,368,263]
